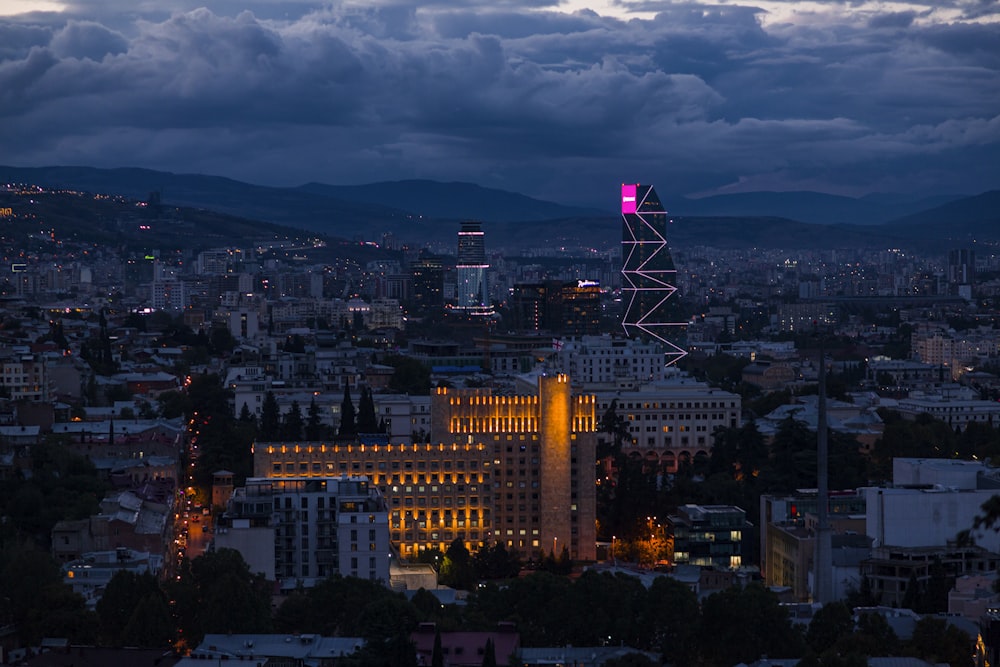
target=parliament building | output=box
[253,374,597,561]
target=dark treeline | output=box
[32,546,970,667]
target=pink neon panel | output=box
[621,184,637,214]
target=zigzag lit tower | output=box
[620,183,687,365]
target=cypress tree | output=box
[306,398,324,440]
[358,386,378,433]
[260,391,280,440]
[339,385,357,438]
[431,629,444,667]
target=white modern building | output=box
[863,484,1000,553]
[215,476,391,590]
[892,457,1000,490]
[551,334,672,385]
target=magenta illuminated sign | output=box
[621,184,637,214]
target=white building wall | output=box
[553,335,669,385]
[891,458,988,490]
[864,486,1000,552]
[213,522,277,580]
[336,500,391,581]
[372,394,431,444]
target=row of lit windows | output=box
[391,509,484,518]
[262,454,487,470]
[263,442,488,455]
[388,483,481,493]
[607,400,737,410]
[633,424,709,433]
[393,496,482,507]
[269,462,488,478]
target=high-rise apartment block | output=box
[254,375,597,561]
[510,280,602,336]
[620,184,686,365]
[454,221,493,316]
[948,248,975,287]
[409,251,445,312]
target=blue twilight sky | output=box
[0,0,997,207]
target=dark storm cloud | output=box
[867,11,917,28]
[1,0,997,205]
[0,23,51,60]
[49,20,128,60]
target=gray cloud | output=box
[867,10,917,28]
[0,0,997,206]
[49,20,128,60]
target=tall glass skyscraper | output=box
[620,183,687,365]
[454,221,493,316]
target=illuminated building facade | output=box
[254,375,597,561]
[454,221,493,316]
[620,184,686,365]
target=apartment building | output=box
[214,476,390,589]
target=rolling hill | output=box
[2,165,997,252]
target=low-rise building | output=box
[860,544,1000,608]
[411,622,520,667]
[62,547,163,608]
[177,633,364,666]
[669,504,747,570]
[592,378,741,474]
[892,395,1000,431]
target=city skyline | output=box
[1,0,996,208]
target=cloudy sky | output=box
[1,0,997,207]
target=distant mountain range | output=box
[669,191,961,226]
[1,165,997,252]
